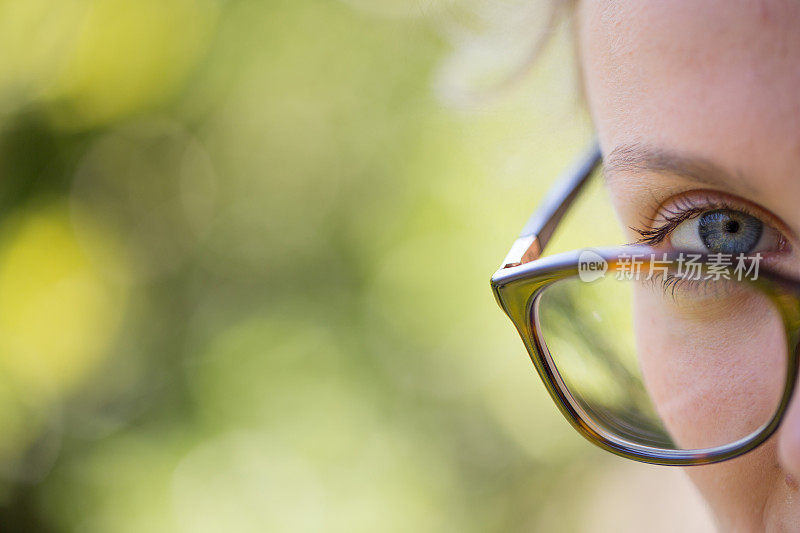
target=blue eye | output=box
[697,209,762,254]
[670,208,781,254]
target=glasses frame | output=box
[490,141,800,466]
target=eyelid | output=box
[634,189,794,252]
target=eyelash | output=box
[631,195,759,246]
[643,271,720,299]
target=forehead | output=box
[578,0,800,197]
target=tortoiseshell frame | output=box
[490,142,800,466]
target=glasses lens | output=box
[536,271,788,452]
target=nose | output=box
[777,378,800,479]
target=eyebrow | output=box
[603,143,755,194]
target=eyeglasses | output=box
[490,141,800,466]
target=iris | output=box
[698,209,762,254]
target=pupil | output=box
[725,220,740,233]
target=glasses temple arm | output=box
[501,141,602,268]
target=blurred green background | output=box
[0,1,713,531]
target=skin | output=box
[576,0,800,530]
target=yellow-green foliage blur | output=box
[0,1,653,532]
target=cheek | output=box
[632,285,786,450]
[687,441,787,530]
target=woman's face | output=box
[578,0,800,529]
